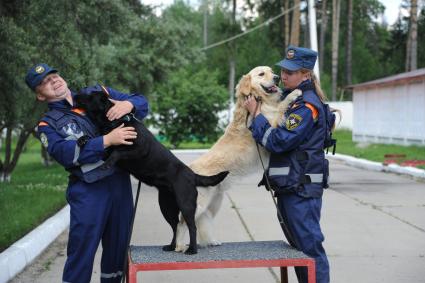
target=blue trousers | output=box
[277,193,329,283]
[63,170,133,283]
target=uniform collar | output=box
[47,90,76,111]
[281,79,314,99]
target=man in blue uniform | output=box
[244,46,330,283]
[25,63,149,283]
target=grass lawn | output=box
[333,130,425,169]
[0,138,67,252]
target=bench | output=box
[126,240,315,283]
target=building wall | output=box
[353,80,425,146]
[328,101,352,130]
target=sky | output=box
[141,0,404,25]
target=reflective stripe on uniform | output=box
[72,145,80,165]
[81,160,105,173]
[101,271,123,278]
[307,173,323,183]
[262,127,273,146]
[269,167,290,176]
[268,169,323,183]
[64,136,82,165]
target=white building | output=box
[350,68,425,146]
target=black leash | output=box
[245,96,297,247]
[121,180,142,283]
[254,143,297,247]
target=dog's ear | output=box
[238,74,251,96]
[74,92,91,109]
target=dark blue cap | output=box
[25,63,58,91]
[275,45,318,71]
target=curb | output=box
[328,153,425,180]
[1,151,424,283]
[0,205,70,283]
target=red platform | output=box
[127,240,315,283]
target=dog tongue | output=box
[271,85,278,92]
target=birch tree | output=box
[406,0,418,71]
[331,0,341,101]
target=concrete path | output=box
[10,151,425,283]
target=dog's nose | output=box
[273,74,280,84]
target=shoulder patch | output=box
[285,113,303,130]
[305,103,318,120]
[40,133,48,148]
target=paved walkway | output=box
[10,151,425,283]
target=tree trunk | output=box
[284,0,290,47]
[346,0,353,86]
[319,0,328,73]
[304,7,310,47]
[331,0,341,101]
[1,128,33,182]
[406,0,418,71]
[228,0,236,121]
[203,0,208,47]
[41,144,54,166]
[290,0,300,46]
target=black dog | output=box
[73,90,228,254]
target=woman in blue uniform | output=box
[25,63,149,283]
[244,46,330,283]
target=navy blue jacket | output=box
[250,80,329,198]
[37,85,149,183]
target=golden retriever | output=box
[175,66,301,252]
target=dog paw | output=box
[174,244,188,253]
[184,247,197,255]
[288,89,302,100]
[208,240,222,246]
[162,244,176,252]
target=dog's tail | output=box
[195,171,229,187]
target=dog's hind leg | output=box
[197,188,224,246]
[175,215,188,252]
[174,184,198,255]
[158,190,179,252]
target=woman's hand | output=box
[106,99,134,121]
[103,124,137,148]
[243,95,261,117]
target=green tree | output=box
[151,68,228,147]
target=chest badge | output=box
[285,113,303,130]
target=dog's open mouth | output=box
[261,84,279,94]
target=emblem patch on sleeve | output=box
[285,113,303,130]
[40,133,48,148]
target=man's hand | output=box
[243,95,261,117]
[103,124,137,148]
[106,99,134,121]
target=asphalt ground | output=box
[10,151,425,283]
